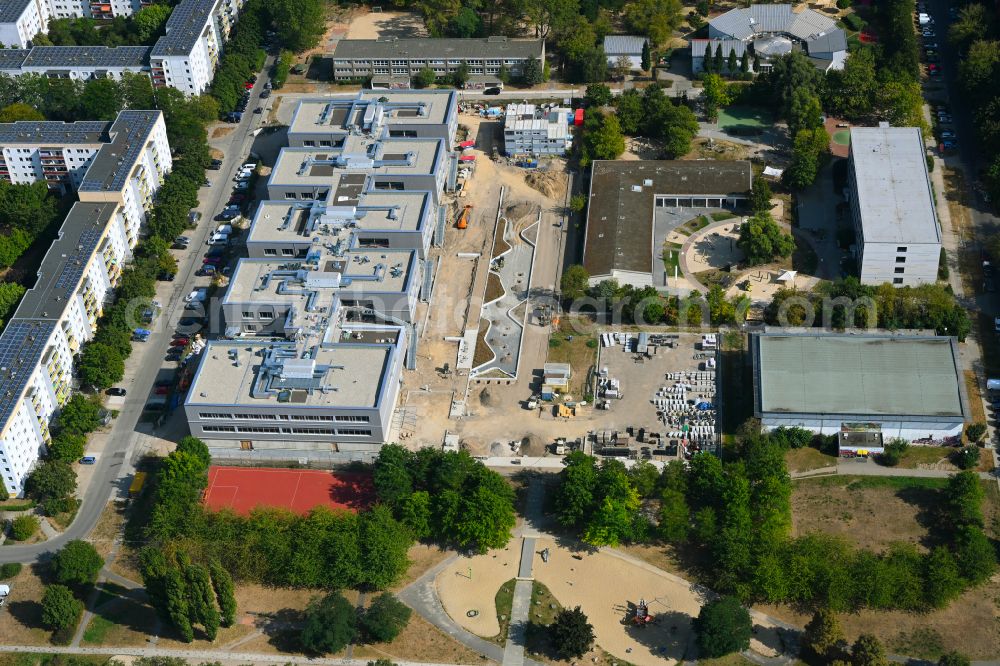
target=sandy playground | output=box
[437,537,785,665]
[346,10,429,39]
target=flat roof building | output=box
[751,330,968,438]
[848,125,939,287]
[503,103,571,156]
[330,36,544,84]
[603,35,648,70]
[582,160,751,286]
[288,91,458,150]
[184,323,407,459]
[268,136,448,205]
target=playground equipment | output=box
[456,205,472,229]
[629,598,654,626]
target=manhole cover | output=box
[467,610,479,617]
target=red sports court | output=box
[203,466,374,516]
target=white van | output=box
[987,378,1000,392]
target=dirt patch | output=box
[545,316,597,396]
[965,369,987,425]
[90,501,126,559]
[684,137,752,161]
[492,217,511,259]
[485,271,505,304]
[352,612,490,664]
[211,126,236,139]
[389,543,452,592]
[346,10,428,39]
[524,170,567,199]
[0,565,57,645]
[791,475,940,553]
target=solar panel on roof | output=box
[0,319,56,425]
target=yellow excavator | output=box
[456,205,472,229]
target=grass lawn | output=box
[546,316,597,396]
[832,129,851,145]
[784,447,837,474]
[662,241,682,274]
[493,578,515,643]
[524,581,564,659]
[710,211,736,222]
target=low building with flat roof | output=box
[288,91,458,150]
[268,136,448,204]
[184,322,406,457]
[330,36,544,84]
[848,125,939,287]
[503,103,571,156]
[751,330,969,438]
[247,187,435,260]
[582,160,751,286]
[222,245,421,337]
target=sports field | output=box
[717,106,772,131]
[204,466,374,515]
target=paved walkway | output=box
[502,579,532,666]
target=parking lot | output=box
[594,332,718,459]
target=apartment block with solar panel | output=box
[0,110,171,496]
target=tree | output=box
[802,608,844,661]
[0,102,44,122]
[851,634,888,666]
[954,525,996,584]
[359,504,412,589]
[208,560,237,627]
[164,567,194,642]
[525,0,578,40]
[714,42,723,73]
[414,68,437,88]
[641,40,651,71]
[953,445,981,470]
[77,342,125,389]
[522,57,544,85]
[561,265,590,300]
[879,437,908,467]
[451,61,470,87]
[80,78,124,121]
[658,489,690,541]
[132,3,172,43]
[300,592,357,654]
[176,435,211,468]
[614,88,644,134]
[737,212,794,266]
[958,39,1000,92]
[702,73,730,122]
[614,54,633,80]
[25,460,77,504]
[582,113,625,163]
[785,128,829,190]
[10,514,39,540]
[949,4,990,51]
[923,546,963,608]
[271,0,325,52]
[740,51,749,74]
[727,48,737,75]
[360,592,411,643]
[788,88,823,135]
[584,83,612,107]
[48,432,87,462]
[551,606,594,658]
[623,0,682,45]
[41,584,83,630]
[52,540,104,586]
[446,8,481,38]
[749,177,772,215]
[693,596,752,658]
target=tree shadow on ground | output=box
[894,486,944,549]
[620,609,694,662]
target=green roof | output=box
[754,333,966,418]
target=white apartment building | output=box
[0,0,246,95]
[0,110,170,497]
[848,125,940,287]
[503,103,571,156]
[0,0,150,48]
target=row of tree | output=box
[552,425,996,611]
[300,591,411,654]
[582,83,700,159]
[40,539,106,635]
[29,4,172,48]
[765,277,972,339]
[373,444,517,553]
[137,437,413,599]
[139,549,237,642]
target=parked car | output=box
[215,210,239,221]
[234,182,249,191]
[196,266,215,277]
[941,130,955,138]
[244,82,254,90]
[922,29,935,37]
[254,107,263,114]
[483,87,501,95]
[209,232,230,245]
[185,288,207,303]
[80,456,96,465]
[154,385,170,395]
[158,271,175,281]
[994,317,1000,333]
[171,337,190,347]
[923,42,938,49]
[203,256,224,266]
[260,89,271,99]
[106,387,127,396]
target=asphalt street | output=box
[0,58,274,565]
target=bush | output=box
[272,50,293,89]
[965,422,987,442]
[938,248,949,280]
[878,437,908,466]
[413,68,437,88]
[10,514,39,541]
[551,606,594,659]
[0,562,22,578]
[926,154,935,173]
[837,0,852,8]
[953,446,981,470]
[842,13,865,31]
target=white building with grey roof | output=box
[602,35,648,70]
[503,103,571,156]
[848,125,940,287]
[0,0,173,49]
[330,36,544,84]
[751,331,969,438]
[0,110,170,497]
[693,4,847,73]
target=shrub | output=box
[965,422,987,442]
[953,446,980,470]
[879,438,908,466]
[10,514,39,541]
[842,13,865,31]
[837,0,852,8]
[413,68,437,88]
[0,562,22,578]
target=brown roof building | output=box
[582,160,752,285]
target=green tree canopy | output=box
[551,606,595,658]
[737,212,795,266]
[560,265,590,300]
[41,584,83,630]
[25,460,77,504]
[0,102,44,122]
[693,596,752,658]
[360,592,412,643]
[52,540,104,586]
[300,592,358,654]
[271,0,325,52]
[77,342,125,389]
